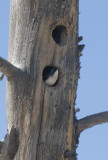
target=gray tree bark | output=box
[0,0,108,160]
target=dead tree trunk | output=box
[0,0,108,160]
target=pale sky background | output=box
[0,0,108,160]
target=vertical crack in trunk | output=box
[35,86,45,160]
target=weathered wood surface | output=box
[6,0,79,159]
[0,126,19,160]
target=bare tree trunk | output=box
[3,0,79,159]
[0,0,108,160]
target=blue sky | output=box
[0,1,9,138]
[0,0,108,160]
[77,0,108,159]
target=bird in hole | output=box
[43,66,58,86]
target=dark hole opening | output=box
[42,66,59,86]
[52,25,68,46]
